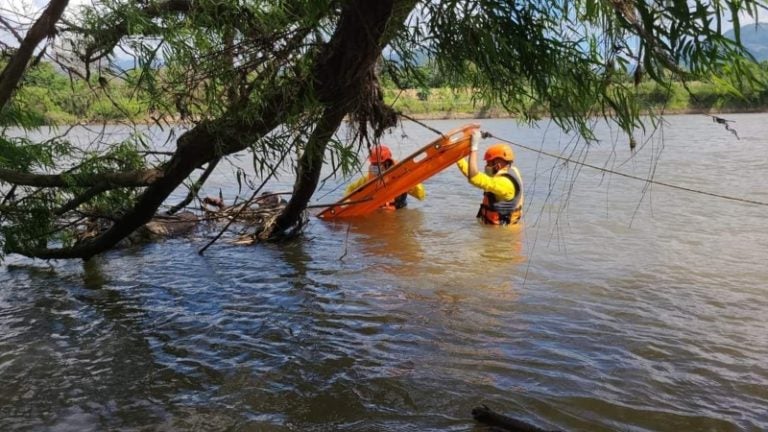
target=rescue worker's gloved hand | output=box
[471,129,481,152]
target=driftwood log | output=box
[74,192,295,248]
[471,405,563,432]
[77,210,199,246]
[141,211,199,238]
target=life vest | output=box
[476,166,524,225]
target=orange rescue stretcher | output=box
[317,123,480,219]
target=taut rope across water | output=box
[486,132,768,208]
[405,117,768,208]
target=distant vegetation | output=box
[7,58,768,125]
[382,58,768,118]
[7,61,151,125]
[384,79,768,118]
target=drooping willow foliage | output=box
[0,0,765,260]
[386,1,766,136]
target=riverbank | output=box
[385,85,768,120]
[399,106,768,120]
[13,64,768,125]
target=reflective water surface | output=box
[1,115,767,431]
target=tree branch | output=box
[607,0,689,78]
[0,167,163,188]
[0,15,23,44]
[12,89,295,259]
[165,157,219,215]
[0,0,69,110]
[270,105,346,237]
[54,183,112,216]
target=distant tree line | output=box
[7,58,768,126]
[380,59,768,115]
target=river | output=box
[1,115,767,431]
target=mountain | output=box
[724,22,768,62]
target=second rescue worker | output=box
[457,130,524,225]
[346,144,426,210]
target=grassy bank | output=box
[7,62,768,125]
[384,83,768,119]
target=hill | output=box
[724,22,768,61]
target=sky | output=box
[0,0,88,40]
[0,0,92,31]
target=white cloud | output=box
[0,0,90,23]
[736,4,768,26]
[0,0,91,47]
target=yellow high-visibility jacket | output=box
[456,159,516,200]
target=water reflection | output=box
[323,209,526,278]
[475,220,526,264]
[82,256,108,289]
[348,209,425,263]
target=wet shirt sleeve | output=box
[345,176,367,196]
[456,159,516,201]
[409,183,426,200]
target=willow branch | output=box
[54,183,111,216]
[608,0,689,78]
[0,15,23,44]
[166,157,219,215]
[0,0,69,110]
[0,167,163,188]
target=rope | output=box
[398,112,447,137]
[485,132,768,208]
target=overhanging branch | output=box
[0,0,70,110]
[608,0,690,78]
[0,167,163,188]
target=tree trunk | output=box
[270,106,346,237]
[270,0,410,236]
[12,0,418,259]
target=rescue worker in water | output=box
[346,144,426,210]
[457,131,524,225]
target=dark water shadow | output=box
[0,256,228,431]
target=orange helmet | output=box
[484,143,515,163]
[368,145,393,164]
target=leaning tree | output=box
[0,0,765,260]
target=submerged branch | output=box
[471,405,562,432]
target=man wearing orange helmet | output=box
[457,130,523,225]
[346,144,426,210]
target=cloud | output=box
[0,0,89,23]
[0,0,88,48]
[738,5,768,26]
